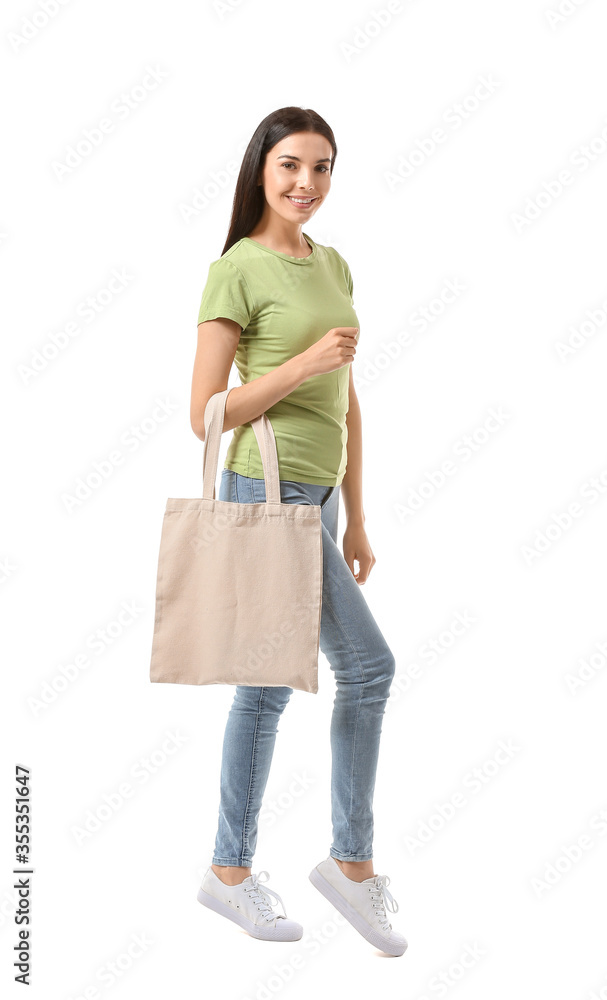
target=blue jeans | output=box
[211,469,396,865]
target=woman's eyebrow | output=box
[276,154,332,163]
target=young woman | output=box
[190,107,406,957]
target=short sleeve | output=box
[197,258,255,330]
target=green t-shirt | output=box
[197,232,360,486]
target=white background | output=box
[3,0,607,996]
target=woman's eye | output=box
[281,163,328,172]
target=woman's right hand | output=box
[301,326,359,377]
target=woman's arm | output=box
[190,319,357,441]
[341,366,376,584]
[190,318,313,441]
[341,366,365,524]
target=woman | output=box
[190,107,406,957]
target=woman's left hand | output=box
[343,523,376,585]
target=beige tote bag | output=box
[149,387,323,693]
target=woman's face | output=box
[258,131,333,224]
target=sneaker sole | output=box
[197,887,303,942]
[308,867,407,956]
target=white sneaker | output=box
[197,867,303,942]
[309,857,408,956]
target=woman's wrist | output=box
[288,351,314,386]
[345,512,366,527]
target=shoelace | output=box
[244,871,288,923]
[368,875,399,933]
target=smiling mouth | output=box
[286,195,318,206]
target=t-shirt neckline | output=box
[241,233,316,264]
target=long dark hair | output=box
[221,107,337,257]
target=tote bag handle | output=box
[201,387,281,504]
